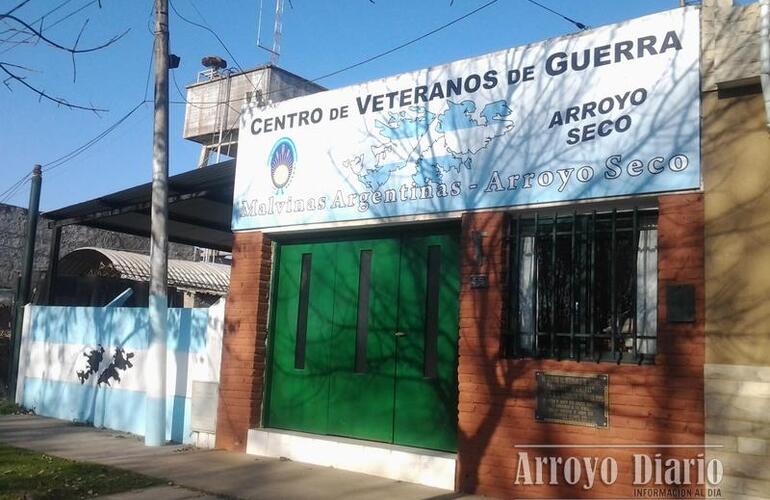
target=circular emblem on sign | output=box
[269,138,296,193]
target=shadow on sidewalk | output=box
[0,414,486,500]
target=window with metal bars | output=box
[505,208,658,364]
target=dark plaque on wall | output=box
[469,274,489,289]
[535,372,609,428]
[666,284,696,323]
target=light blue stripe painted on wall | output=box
[28,307,209,354]
[22,378,193,444]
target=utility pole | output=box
[145,0,169,447]
[7,165,42,402]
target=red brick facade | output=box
[456,194,705,498]
[217,193,705,496]
[215,231,272,452]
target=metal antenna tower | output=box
[257,0,284,65]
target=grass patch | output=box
[0,401,28,416]
[0,443,163,500]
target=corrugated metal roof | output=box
[44,160,235,252]
[58,247,230,294]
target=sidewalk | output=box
[0,414,480,500]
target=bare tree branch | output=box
[0,35,33,43]
[0,13,129,54]
[0,26,34,37]
[4,0,32,17]
[0,62,106,112]
[71,19,90,82]
[0,4,130,112]
[6,27,32,35]
[0,0,94,53]
[1,61,37,72]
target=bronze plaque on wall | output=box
[535,372,609,428]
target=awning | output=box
[44,160,235,252]
[58,247,230,294]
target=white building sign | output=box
[233,7,700,230]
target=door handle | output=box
[394,331,407,337]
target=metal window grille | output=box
[505,208,658,364]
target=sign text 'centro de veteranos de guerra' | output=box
[232,7,700,230]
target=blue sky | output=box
[1,0,680,211]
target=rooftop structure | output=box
[182,65,324,165]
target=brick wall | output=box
[216,231,272,451]
[456,194,705,498]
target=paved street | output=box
[0,414,480,500]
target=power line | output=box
[170,0,582,108]
[0,175,28,200]
[0,103,144,203]
[171,68,226,111]
[2,0,578,204]
[38,4,153,173]
[523,0,587,31]
[170,0,501,107]
[144,38,155,102]
[168,0,263,94]
[0,179,29,205]
[143,0,155,101]
[167,0,263,162]
[312,0,499,83]
[170,67,241,161]
[42,100,148,173]
[0,173,31,204]
[171,0,245,73]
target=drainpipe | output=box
[761,0,770,131]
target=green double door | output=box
[266,232,460,452]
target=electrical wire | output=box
[169,0,262,162]
[168,0,263,94]
[182,4,264,99]
[1,0,568,202]
[169,0,501,107]
[0,176,28,201]
[181,0,247,72]
[143,38,155,102]
[42,100,148,173]
[312,0,499,83]
[171,69,221,111]
[0,179,29,205]
[523,0,588,31]
[168,0,246,74]
[143,0,155,101]
[0,173,31,204]
[170,69,240,164]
